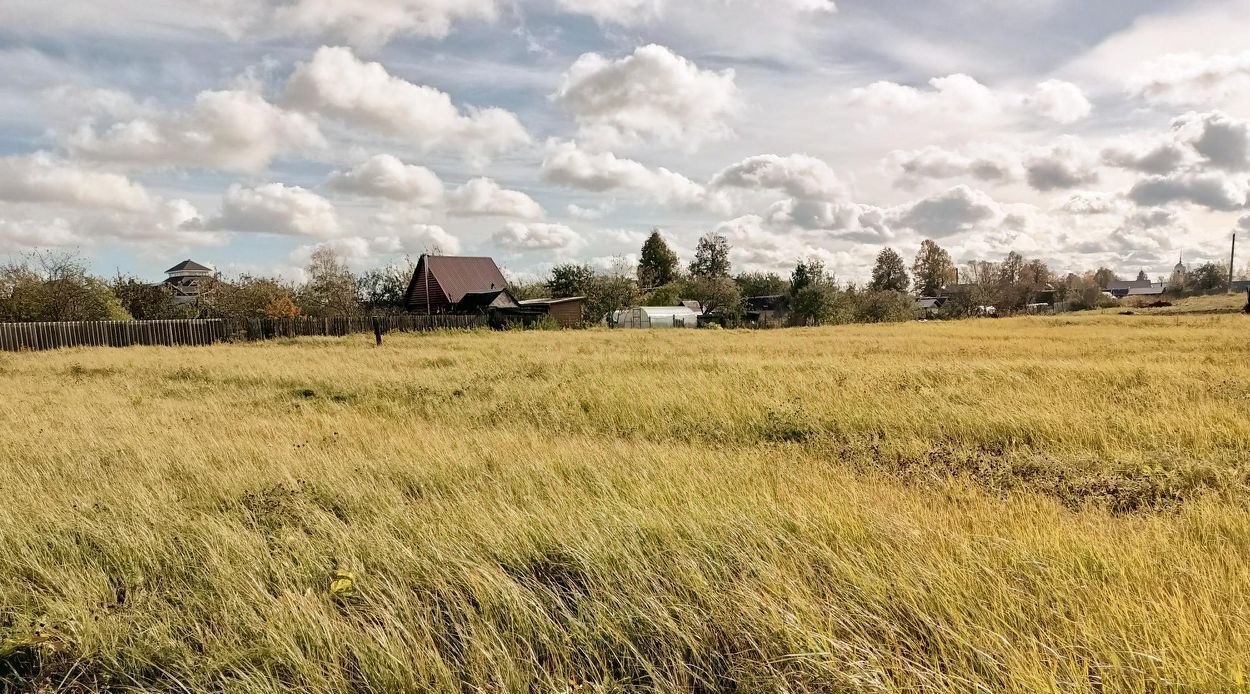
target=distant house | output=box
[404,254,509,314]
[939,284,978,298]
[161,259,215,304]
[518,297,586,328]
[1106,279,1165,298]
[1125,284,1166,297]
[743,295,789,324]
[915,296,944,318]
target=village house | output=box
[160,260,216,305]
[403,254,585,327]
[743,295,789,325]
[1105,279,1166,298]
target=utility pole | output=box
[1230,233,1237,293]
[422,253,431,316]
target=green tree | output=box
[547,263,596,298]
[1188,262,1229,292]
[357,259,414,314]
[297,247,359,317]
[996,252,1030,311]
[637,230,680,288]
[207,276,299,321]
[0,251,129,321]
[548,261,639,324]
[912,240,955,296]
[870,247,910,292]
[111,275,189,320]
[998,251,1026,286]
[688,233,731,278]
[790,257,830,297]
[1093,267,1118,289]
[851,290,915,323]
[1022,259,1053,288]
[682,276,741,316]
[641,283,683,307]
[0,260,43,321]
[587,274,641,325]
[1136,269,1149,282]
[789,258,837,326]
[734,271,787,298]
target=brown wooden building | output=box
[519,297,586,328]
[404,255,510,314]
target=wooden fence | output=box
[0,320,228,352]
[0,315,490,352]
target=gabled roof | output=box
[456,288,519,312]
[1107,279,1154,291]
[165,259,212,274]
[519,297,585,305]
[416,255,508,304]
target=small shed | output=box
[610,305,699,329]
[518,297,585,327]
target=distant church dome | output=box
[1174,255,1186,275]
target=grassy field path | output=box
[1,314,1248,692]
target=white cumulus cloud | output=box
[326,154,444,204]
[1024,138,1100,192]
[209,182,341,237]
[541,140,723,211]
[272,0,498,48]
[447,177,544,219]
[67,89,324,173]
[1129,172,1249,211]
[0,153,154,211]
[492,222,584,250]
[1128,51,1250,107]
[888,185,1003,237]
[849,74,1091,126]
[284,46,529,163]
[711,154,847,200]
[552,44,737,150]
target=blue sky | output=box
[1,0,1249,283]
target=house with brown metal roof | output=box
[404,254,510,314]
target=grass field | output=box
[2,313,1249,692]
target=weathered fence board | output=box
[0,314,490,352]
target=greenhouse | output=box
[608,305,699,329]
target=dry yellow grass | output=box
[1,314,1249,692]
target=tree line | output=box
[516,231,1235,326]
[1,238,1236,325]
[0,248,407,323]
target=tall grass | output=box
[1,313,1248,691]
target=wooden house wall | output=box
[405,266,453,313]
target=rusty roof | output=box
[419,255,508,304]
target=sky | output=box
[2,0,1249,284]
